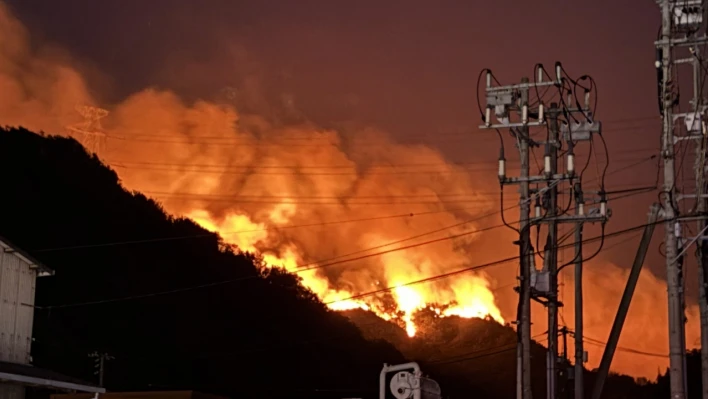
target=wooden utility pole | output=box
[89,351,114,387]
[546,105,560,399]
[518,77,534,399]
[573,183,585,399]
[652,2,708,397]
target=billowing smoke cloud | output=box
[103,88,508,336]
[0,2,94,133]
[0,0,698,379]
[0,1,504,337]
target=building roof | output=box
[0,360,104,393]
[0,235,54,276]
[51,391,230,399]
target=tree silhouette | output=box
[0,127,670,398]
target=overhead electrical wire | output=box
[320,221,632,308]
[581,335,668,359]
[429,345,518,366]
[107,122,658,147]
[32,216,666,311]
[33,206,493,251]
[102,120,660,148]
[43,279,525,363]
[111,158,546,169]
[34,153,657,255]
[429,331,549,364]
[433,325,667,367]
[130,155,654,205]
[300,181,660,278]
[108,150,655,178]
[29,175,656,316]
[30,70,662,315]
[101,115,658,142]
[111,145,655,169]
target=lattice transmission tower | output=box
[65,105,109,157]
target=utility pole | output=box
[698,101,708,399]
[519,76,534,399]
[657,2,683,397]
[573,183,585,399]
[653,2,708,397]
[89,351,113,387]
[693,28,708,399]
[546,105,560,399]
[560,326,568,362]
[559,326,570,399]
[478,64,609,399]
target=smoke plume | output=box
[0,0,698,379]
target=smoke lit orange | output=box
[186,208,503,336]
[3,0,704,380]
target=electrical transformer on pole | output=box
[477,63,610,399]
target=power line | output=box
[145,188,648,205]
[428,328,669,369]
[113,116,658,142]
[33,216,519,310]
[31,206,489,252]
[110,157,655,181]
[102,119,661,148]
[184,158,654,274]
[107,151,655,174]
[429,332,549,366]
[108,158,555,170]
[430,345,518,366]
[33,217,663,312]
[323,219,662,308]
[33,155,656,255]
[132,156,657,207]
[284,184,652,272]
[141,196,507,206]
[582,335,667,359]
[105,127,652,147]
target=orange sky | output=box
[0,0,695,380]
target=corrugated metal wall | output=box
[0,250,36,365]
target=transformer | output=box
[379,362,442,399]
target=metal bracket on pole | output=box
[560,120,601,142]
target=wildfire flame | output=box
[2,0,708,379]
[0,0,505,337]
[186,207,503,337]
[0,0,507,335]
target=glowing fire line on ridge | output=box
[186,207,504,337]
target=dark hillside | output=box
[0,126,672,398]
[0,127,404,398]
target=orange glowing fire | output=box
[187,208,504,337]
[0,0,505,337]
[5,0,707,379]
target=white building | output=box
[0,236,104,399]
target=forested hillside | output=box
[0,126,682,398]
[0,127,403,398]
